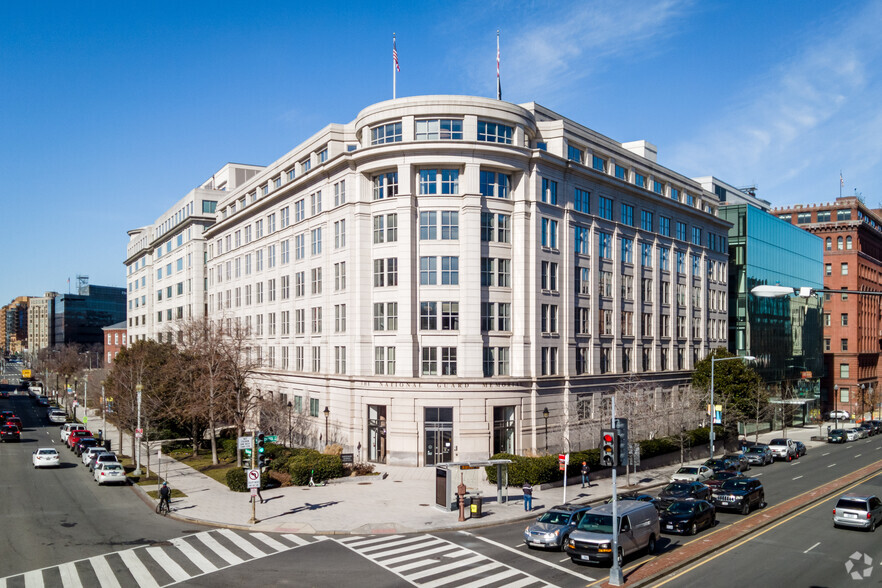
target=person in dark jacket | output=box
[581,461,590,488]
[523,480,533,511]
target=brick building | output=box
[102,321,127,365]
[774,196,882,419]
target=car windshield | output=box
[831,429,845,434]
[664,483,692,493]
[714,472,738,480]
[667,502,696,514]
[769,439,786,445]
[537,511,572,525]
[577,514,614,533]
[677,467,698,474]
[103,464,123,471]
[38,449,56,455]
[721,480,751,491]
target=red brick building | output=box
[102,321,127,366]
[774,196,882,419]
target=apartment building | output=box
[151,95,733,466]
[775,196,882,419]
[27,292,58,354]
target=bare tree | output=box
[218,319,266,467]
[667,385,703,465]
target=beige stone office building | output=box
[26,292,58,354]
[180,95,731,466]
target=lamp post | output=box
[710,354,755,457]
[135,383,142,474]
[542,407,549,452]
[833,385,839,430]
[323,406,330,445]
[287,401,293,447]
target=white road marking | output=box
[194,532,244,565]
[855,454,862,458]
[23,570,43,588]
[514,542,526,547]
[145,546,189,583]
[822,452,830,456]
[804,542,820,553]
[217,529,265,558]
[752,473,763,477]
[382,545,458,566]
[459,531,595,581]
[421,562,503,588]
[170,537,218,574]
[57,562,82,588]
[793,476,803,480]
[250,532,286,552]
[88,555,121,588]
[407,555,484,579]
[360,536,426,555]
[117,550,159,588]
[828,463,837,468]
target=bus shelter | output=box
[434,459,512,512]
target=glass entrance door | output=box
[424,407,453,466]
[367,405,387,463]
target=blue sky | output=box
[2,0,881,305]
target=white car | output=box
[670,465,712,483]
[82,446,108,466]
[33,448,60,468]
[60,423,85,443]
[48,409,67,424]
[846,429,862,442]
[829,410,851,421]
[94,462,127,485]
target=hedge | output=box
[287,453,344,486]
[485,426,714,484]
[225,467,271,492]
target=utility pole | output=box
[135,384,142,474]
[250,431,257,524]
[609,396,623,586]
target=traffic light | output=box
[614,418,629,467]
[600,429,618,467]
[257,432,267,469]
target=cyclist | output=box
[159,482,171,512]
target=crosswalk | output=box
[0,529,325,588]
[337,534,555,588]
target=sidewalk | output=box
[74,406,836,535]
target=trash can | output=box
[104,440,112,451]
[469,495,483,518]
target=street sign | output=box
[135,428,143,439]
[264,435,278,442]
[237,436,253,450]
[247,468,260,489]
[341,453,354,464]
[22,369,31,379]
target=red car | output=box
[5,417,23,432]
[704,470,744,491]
[67,430,92,449]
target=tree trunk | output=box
[209,399,218,465]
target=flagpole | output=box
[496,30,501,100]
[393,33,397,100]
[840,170,843,198]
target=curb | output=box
[620,458,882,587]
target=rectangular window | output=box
[641,210,653,232]
[334,220,345,248]
[567,145,584,163]
[541,178,558,204]
[598,232,612,259]
[333,180,346,206]
[841,313,848,326]
[441,211,459,240]
[574,187,590,213]
[615,164,628,180]
[841,263,849,275]
[420,256,437,285]
[840,363,850,378]
[592,154,606,172]
[541,261,558,291]
[479,170,511,198]
[441,302,459,330]
[599,270,613,297]
[421,347,438,375]
[419,169,459,195]
[676,222,687,241]
[621,237,633,263]
[295,199,305,222]
[691,226,702,245]
[653,180,664,194]
[441,256,459,285]
[441,347,457,375]
[477,120,513,144]
[415,118,463,140]
[371,122,402,145]
[373,172,399,200]
[334,262,346,291]
[419,211,437,240]
[574,226,590,254]
[541,218,558,248]
[280,240,290,265]
[621,204,634,226]
[311,228,322,255]
[598,197,613,220]
[481,258,494,287]
[541,347,558,376]
[634,173,645,188]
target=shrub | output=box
[345,462,376,476]
[484,453,559,485]
[288,453,344,485]
[225,467,271,492]
[218,438,238,458]
[323,443,343,456]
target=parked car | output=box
[867,421,882,435]
[606,492,658,506]
[853,427,869,440]
[67,430,92,449]
[768,438,798,461]
[846,429,863,441]
[565,501,659,566]
[524,504,593,550]
[0,425,20,442]
[4,417,23,432]
[710,478,764,515]
[81,446,107,466]
[793,441,807,457]
[74,438,98,457]
[60,423,86,443]
[744,445,774,466]
[656,482,711,510]
[828,429,847,443]
[723,453,751,472]
[47,409,67,424]
[32,447,60,468]
[858,422,877,437]
[35,396,49,406]
[670,465,713,483]
[0,410,15,421]
[659,499,716,536]
[93,462,127,485]
[703,470,744,491]
[703,458,739,473]
[833,494,882,531]
[90,452,119,472]
[829,410,851,421]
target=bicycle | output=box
[156,499,171,516]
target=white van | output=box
[565,500,660,566]
[60,422,86,443]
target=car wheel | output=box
[615,548,624,568]
[741,501,750,515]
[646,535,656,554]
[688,523,697,536]
[871,519,877,533]
[760,494,766,508]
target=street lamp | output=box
[542,407,549,452]
[323,406,330,445]
[710,355,755,457]
[287,401,293,447]
[135,383,143,474]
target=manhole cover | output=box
[358,482,372,485]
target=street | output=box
[4,371,882,587]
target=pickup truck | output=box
[767,438,797,461]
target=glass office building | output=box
[54,285,127,348]
[721,205,825,422]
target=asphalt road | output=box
[0,391,204,578]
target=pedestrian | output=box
[253,487,264,504]
[522,480,533,511]
[581,461,590,488]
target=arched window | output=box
[826,237,832,250]
[838,236,844,250]
[846,236,853,250]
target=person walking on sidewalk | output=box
[159,482,171,512]
[581,461,590,488]
[522,480,533,511]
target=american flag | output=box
[393,37,400,72]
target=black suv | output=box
[0,425,20,442]
[710,478,764,515]
[656,481,710,510]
